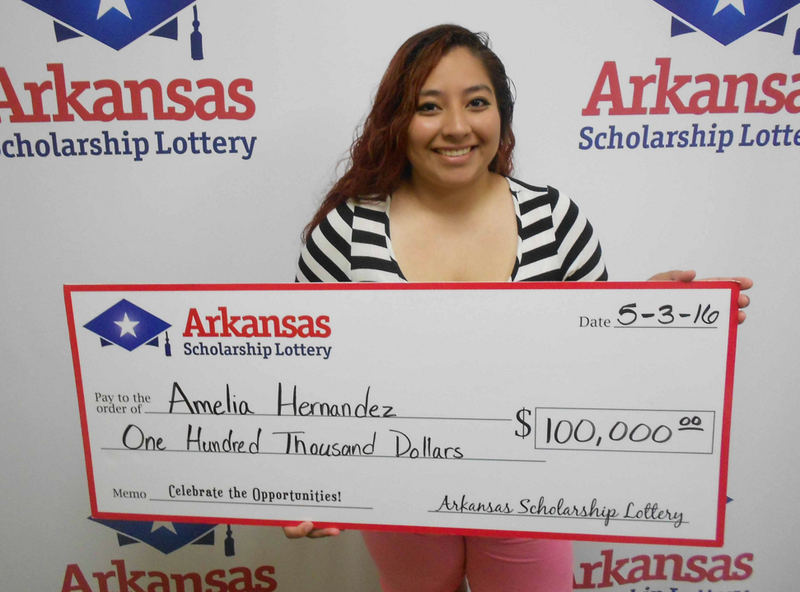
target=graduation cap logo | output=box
[652,0,800,53]
[20,0,205,59]
[90,518,236,556]
[84,298,172,356]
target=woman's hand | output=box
[647,270,753,324]
[282,522,341,539]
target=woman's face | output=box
[406,47,502,192]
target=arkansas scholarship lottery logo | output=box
[653,0,800,51]
[62,521,280,591]
[1,1,258,164]
[84,299,173,356]
[578,0,800,154]
[20,0,205,57]
[89,518,220,554]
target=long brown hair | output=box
[304,24,516,241]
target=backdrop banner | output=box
[1,1,796,590]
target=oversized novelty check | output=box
[65,283,739,546]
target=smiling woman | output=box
[297,25,606,287]
[290,25,602,592]
[300,25,515,245]
[290,22,750,592]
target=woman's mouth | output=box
[434,147,473,157]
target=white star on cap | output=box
[97,0,132,20]
[115,313,139,337]
[151,521,178,534]
[714,0,746,15]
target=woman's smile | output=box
[435,147,473,157]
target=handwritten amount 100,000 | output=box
[542,417,672,447]
[515,411,674,449]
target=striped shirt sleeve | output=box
[550,188,608,282]
[295,202,354,283]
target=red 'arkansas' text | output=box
[183,307,331,338]
[583,58,800,116]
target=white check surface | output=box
[66,284,736,544]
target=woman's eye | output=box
[416,102,439,113]
[468,98,490,108]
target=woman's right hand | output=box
[282,521,341,539]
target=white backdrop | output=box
[1,0,797,589]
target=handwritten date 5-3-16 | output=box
[617,303,720,327]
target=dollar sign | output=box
[515,407,531,439]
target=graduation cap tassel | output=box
[224,525,235,557]
[164,332,172,357]
[191,5,204,60]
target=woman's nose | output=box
[441,109,470,139]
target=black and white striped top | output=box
[296,177,608,283]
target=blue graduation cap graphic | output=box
[652,0,800,54]
[19,0,205,59]
[90,518,236,555]
[84,298,172,355]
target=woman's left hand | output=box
[647,270,752,324]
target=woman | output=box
[296,25,606,286]
[289,24,751,592]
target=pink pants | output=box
[361,532,573,592]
